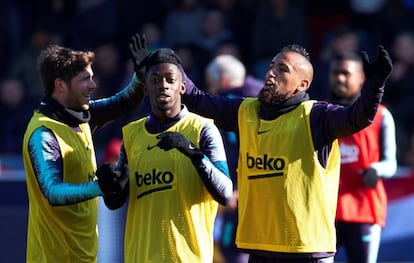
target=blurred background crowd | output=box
[1,0,414,165]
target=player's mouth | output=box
[157,93,170,103]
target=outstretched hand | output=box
[129,33,149,74]
[156,132,204,161]
[360,45,393,89]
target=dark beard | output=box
[258,87,287,105]
[258,91,310,120]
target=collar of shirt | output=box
[145,105,188,134]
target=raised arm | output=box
[89,34,150,132]
[312,46,393,144]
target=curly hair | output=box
[37,45,95,96]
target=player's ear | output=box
[180,81,186,95]
[298,79,310,92]
[54,78,67,94]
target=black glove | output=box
[360,45,393,89]
[117,163,130,192]
[156,132,204,161]
[128,33,150,76]
[96,163,129,194]
[361,168,378,188]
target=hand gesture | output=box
[156,132,204,161]
[117,163,130,191]
[360,45,393,89]
[96,163,130,194]
[129,33,149,74]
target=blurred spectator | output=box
[196,8,233,56]
[9,25,56,102]
[212,40,266,96]
[65,0,119,49]
[139,22,165,51]
[311,26,365,100]
[348,0,387,35]
[28,0,76,44]
[92,41,125,98]
[207,0,260,66]
[214,39,242,60]
[0,78,35,154]
[117,0,169,47]
[383,30,414,166]
[206,0,241,33]
[173,43,208,89]
[0,1,27,80]
[374,1,414,49]
[163,0,206,47]
[205,54,262,99]
[250,0,309,78]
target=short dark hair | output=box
[37,45,95,96]
[281,44,310,61]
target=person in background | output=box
[330,52,397,263]
[311,26,364,100]
[182,44,393,262]
[383,30,414,166]
[9,25,55,102]
[0,78,35,154]
[103,37,233,262]
[206,54,262,98]
[196,8,233,56]
[22,42,143,262]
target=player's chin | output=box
[156,102,171,111]
[258,88,271,102]
[81,104,90,111]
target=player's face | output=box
[259,51,310,105]
[144,63,185,118]
[329,60,364,99]
[64,65,97,111]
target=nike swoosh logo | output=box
[147,144,158,150]
[257,130,271,135]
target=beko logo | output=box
[339,143,359,164]
[135,169,174,199]
[246,152,286,179]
